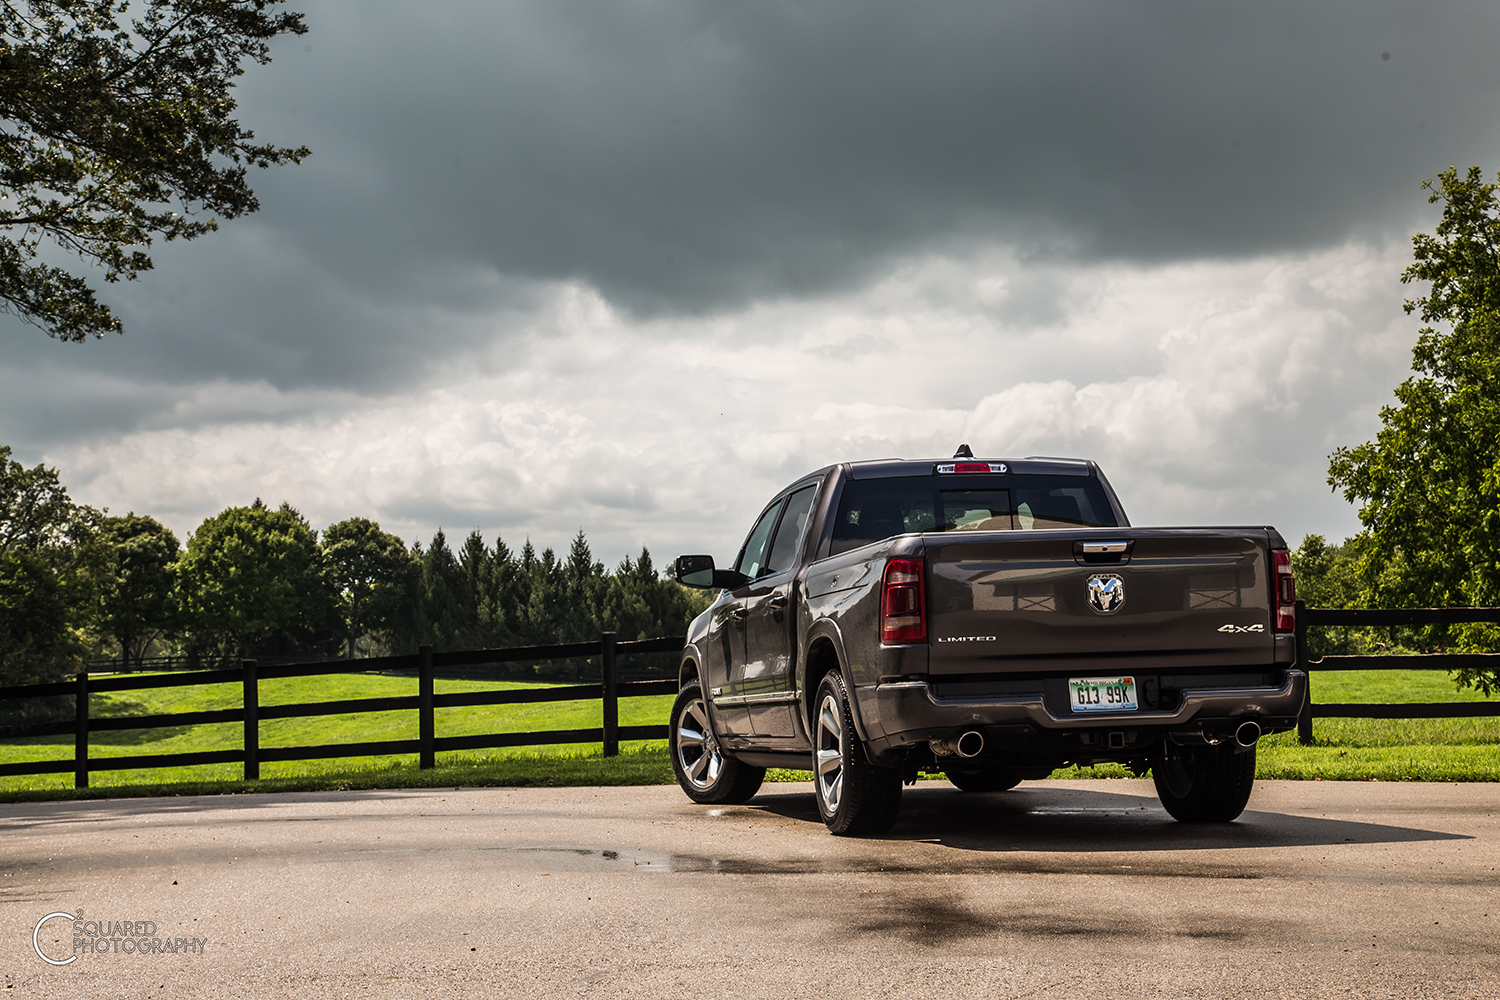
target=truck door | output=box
[742,483,820,742]
[712,497,785,738]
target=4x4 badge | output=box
[1086,574,1125,614]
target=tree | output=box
[0,444,100,685]
[1327,165,1500,689]
[0,0,309,341]
[89,513,180,668]
[177,499,335,659]
[0,443,101,555]
[0,548,68,686]
[321,517,414,658]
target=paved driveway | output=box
[4,778,1499,998]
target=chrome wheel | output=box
[668,681,765,804]
[811,671,903,836]
[675,696,723,790]
[815,691,845,813]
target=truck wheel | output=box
[813,671,902,836]
[1152,743,1255,823]
[945,765,1022,792]
[670,682,765,804]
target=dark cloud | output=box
[4,0,1495,443]
[237,0,1499,318]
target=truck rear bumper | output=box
[869,669,1306,758]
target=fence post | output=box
[74,671,89,789]
[243,659,259,781]
[1295,599,1313,745]
[601,632,618,758]
[419,645,435,769]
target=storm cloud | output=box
[2,1,1497,562]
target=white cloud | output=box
[45,239,1415,564]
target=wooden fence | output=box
[1296,602,1500,743]
[7,604,1500,786]
[0,633,682,788]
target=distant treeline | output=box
[0,445,709,688]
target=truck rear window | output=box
[830,475,1117,554]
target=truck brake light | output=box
[936,462,1008,474]
[1271,548,1296,633]
[881,559,927,644]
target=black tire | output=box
[812,671,902,836]
[1152,743,1256,823]
[669,682,765,804]
[945,764,1022,793]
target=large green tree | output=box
[0,548,68,687]
[321,517,414,658]
[0,443,100,554]
[0,0,309,341]
[89,513,180,668]
[0,444,100,685]
[1328,165,1500,688]
[177,499,335,659]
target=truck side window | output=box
[764,484,818,575]
[735,500,784,580]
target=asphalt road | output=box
[4,778,1499,999]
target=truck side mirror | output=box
[675,555,717,588]
[675,555,746,590]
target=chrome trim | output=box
[711,691,801,707]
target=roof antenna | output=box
[953,444,974,459]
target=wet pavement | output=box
[3,779,1499,998]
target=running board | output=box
[733,751,814,771]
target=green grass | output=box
[3,667,1498,800]
[0,672,677,799]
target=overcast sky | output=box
[4,1,1499,567]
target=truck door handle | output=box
[729,607,747,629]
[767,594,789,611]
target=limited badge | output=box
[1086,573,1125,614]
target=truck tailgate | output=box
[925,528,1275,676]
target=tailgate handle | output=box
[1075,539,1134,565]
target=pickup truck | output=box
[671,449,1306,835]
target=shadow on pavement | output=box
[742,782,1471,857]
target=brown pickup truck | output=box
[672,448,1305,835]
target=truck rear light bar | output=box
[1271,548,1296,633]
[936,462,1009,474]
[881,559,927,644]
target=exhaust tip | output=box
[1235,721,1262,748]
[929,730,987,758]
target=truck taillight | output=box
[1271,548,1296,633]
[881,559,927,644]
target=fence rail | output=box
[6,602,1500,785]
[1295,602,1500,743]
[0,633,684,787]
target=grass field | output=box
[2,667,1497,801]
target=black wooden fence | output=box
[1296,602,1500,743]
[8,605,1500,787]
[0,633,682,788]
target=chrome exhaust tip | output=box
[1235,721,1262,749]
[929,730,986,758]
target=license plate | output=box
[1069,676,1138,712]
